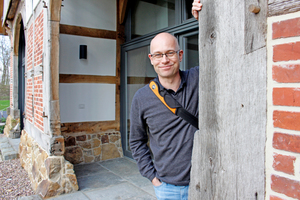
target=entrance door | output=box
[121,32,199,158]
[18,21,26,132]
[121,0,199,158]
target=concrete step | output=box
[0,136,19,161]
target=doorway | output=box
[18,21,26,132]
[121,31,199,158]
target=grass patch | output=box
[0,100,9,111]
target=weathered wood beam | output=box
[127,77,155,85]
[59,74,117,84]
[60,24,117,39]
[61,121,118,133]
[268,0,300,17]
[6,0,19,20]
[119,0,128,24]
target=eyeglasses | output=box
[150,50,180,60]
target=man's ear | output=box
[148,54,153,64]
[179,50,183,62]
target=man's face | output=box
[148,34,183,80]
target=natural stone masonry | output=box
[3,115,20,138]
[63,131,123,164]
[19,130,79,198]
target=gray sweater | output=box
[129,66,199,186]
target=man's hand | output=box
[152,177,162,187]
[192,0,203,20]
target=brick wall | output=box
[34,75,43,130]
[26,24,34,122]
[25,10,44,130]
[267,11,300,200]
[34,11,43,67]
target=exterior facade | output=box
[0,0,299,199]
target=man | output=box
[129,2,203,200]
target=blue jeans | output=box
[153,181,189,200]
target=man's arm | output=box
[129,94,157,183]
[192,0,203,20]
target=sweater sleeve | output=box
[129,93,156,182]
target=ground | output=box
[0,158,34,199]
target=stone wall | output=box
[3,115,20,138]
[19,130,78,198]
[63,130,123,164]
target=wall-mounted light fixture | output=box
[79,45,87,59]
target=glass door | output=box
[121,44,156,158]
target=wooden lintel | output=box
[61,121,118,133]
[60,24,117,39]
[119,0,128,24]
[127,76,155,85]
[59,74,117,84]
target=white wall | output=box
[59,34,116,76]
[60,0,116,31]
[59,83,115,123]
[59,0,117,123]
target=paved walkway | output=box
[0,134,156,200]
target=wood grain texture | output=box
[189,0,266,199]
[60,24,117,39]
[268,0,300,17]
[59,74,117,84]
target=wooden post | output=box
[189,0,267,199]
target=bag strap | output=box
[149,81,199,129]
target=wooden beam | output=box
[61,121,118,133]
[6,0,19,20]
[119,0,128,24]
[127,76,155,85]
[59,74,117,84]
[268,0,300,17]
[60,24,117,39]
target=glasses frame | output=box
[150,50,180,60]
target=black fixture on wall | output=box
[79,45,87,59]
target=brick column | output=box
[267,11,300,200]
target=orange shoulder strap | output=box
[149,81,176,114]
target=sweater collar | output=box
[154,70,187,94]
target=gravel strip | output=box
[0,158,35,200]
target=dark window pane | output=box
[185,0,194,20]
[131,0,175,39]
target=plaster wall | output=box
[60,0,116,31]
[59,34,116,76]
[59,83,116,123]
[58,0,117,123]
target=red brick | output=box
[270,196,285,200]
[273,111,300,131]
[273,88,300,106]
[273,42,300,62]
[273,132,300,153]
[273,17,300,39]
[273,153,295,175]
[273,64,300,83]
[271,175,300,199]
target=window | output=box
[121,0,199,158]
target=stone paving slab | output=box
[47,192,89,200]
[83,182,156,200]
[18,158,156,200]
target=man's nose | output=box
[161,54,170,62]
